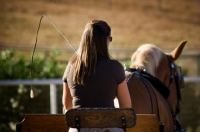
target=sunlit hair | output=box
[130,44,164,76]
[70,20,111,85]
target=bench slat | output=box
[16,114,68,132]
[16,114,159,132]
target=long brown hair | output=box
[70,20,111,85]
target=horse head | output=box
[130,40,187,114]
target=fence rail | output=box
[0,77,200,114]
[0,76,199,86]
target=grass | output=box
[1,0,200,46]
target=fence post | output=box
[50,84,57,114]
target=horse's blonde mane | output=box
[130,44,164,76]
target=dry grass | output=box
[1,0,200,47]
[0,0,200,75]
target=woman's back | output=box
[64,56,125,108]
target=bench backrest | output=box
[65,108,136,132]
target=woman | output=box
[62,20,131,132]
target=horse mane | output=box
[130,44,164,76]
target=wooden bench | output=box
[16,109,159,132]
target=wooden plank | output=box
[16,114,69,132]
[66,108,136,128]
[16,114,159,132]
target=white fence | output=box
[0,77,200,114]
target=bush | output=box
[0,49,65,132]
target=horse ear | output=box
[169,40,187,61]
